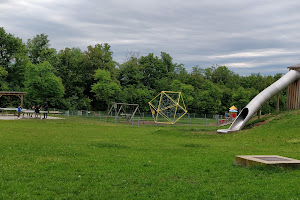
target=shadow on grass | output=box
[234,164,297,173]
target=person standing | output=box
[17,105,22,119]
[43,102,48,119]
[35,105,40,118]
[31,105,35,118]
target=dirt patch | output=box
[192,131,219,134]
[244,113,283,130]
[119,120,216,126]
[253,119,270,127]
[119,120,167,125]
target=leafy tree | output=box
[203,65,240,88]
[1,27,290,114]
[0,27,24,69]
[91,69,121,110]
[0,66,8,90]
[231,87,257,111]
[174,65,189,84]
[189,66,205,89]
[27,34,57,65]
[118,57,143,86]
[0,27,28,90]
[24,62,64,107]
[119,85,153,111]
[82,43,117,108]
[161,52,175,73]
[83,43,116,74]
[139,52,182,91]
[218,84,233,113]
[193,80,223,114]
[273,73,283,81]
[240,73,270,92]
[212,66,234,84]
[139,53,165,89]
[55,47,90,110]
[170,80,194,107]
[118,57,155,111]
[153,77,172,92]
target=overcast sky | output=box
[1,0,300,75]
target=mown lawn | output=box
[0,111,299,199]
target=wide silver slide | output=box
[217,70,300,133]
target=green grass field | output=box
[0,111,299,199]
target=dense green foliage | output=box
[24,62,64,107]
[0,111,299,199]
[0,27,286,114]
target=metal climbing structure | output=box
[106,103,143,123]
[148,91,188,124]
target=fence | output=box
[50,108,233,128]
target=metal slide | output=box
[217,70,300,133]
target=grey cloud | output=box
[1,0,300,75]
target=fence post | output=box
[99,111,101,121]
[190,117,191,127]
[138,118,140,127]
[205,114,207,126]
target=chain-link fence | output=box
[50,108,233,128]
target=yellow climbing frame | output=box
[148,91,188,124]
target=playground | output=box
[0,110,299,199]
[1,65,300,199]
[218,64,300,133]
[2,17,300,198]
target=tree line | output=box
[0,27,286,114]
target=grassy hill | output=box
[0,111,299,199]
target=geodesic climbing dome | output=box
[148,91,187,124]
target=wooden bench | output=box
[49,111,64,115]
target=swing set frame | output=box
[106,102,143,123]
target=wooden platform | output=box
[235,155,300,168]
